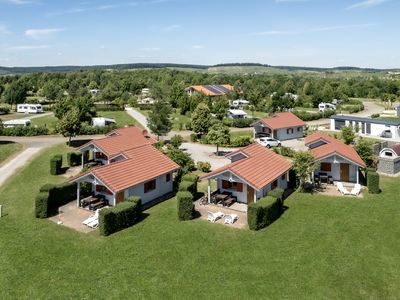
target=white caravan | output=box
[3,119,31,128]
[17,104,43,114]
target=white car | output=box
[256,137,281,148]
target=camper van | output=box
[17,104,43,114]
[3,119,31,128]
[92,117,116,127]
[318,103,336,112]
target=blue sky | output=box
[0,0,399,68]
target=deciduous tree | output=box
[56,108,81,145]
[147,100,172,140]
[207,122,230,155]
[191,102,212,135]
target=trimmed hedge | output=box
[179,180,197,197]
[1,126,49,136]
[35,182,77,218]
[367,171,380,194]
[268,188,285,202]
[229,136,252,147]
[99,199,142,236]
[50,154,63,175]
[67,152,82,167]
[181,173,199,183]
[247,196,282,231]
[125,196,142,205]
[177,191,194,221]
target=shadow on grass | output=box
[0,141,16,145]
[68,139,92,148]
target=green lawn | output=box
[377,116,400,122]
[0,144,400,298]
[30,114,58,132]
[0,142,23,165]
[140,108,190,131]
[230,129,253,138]
[97,110,143,128]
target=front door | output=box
[247,185,254,204]
[273,130,277,139]
[116,191,125,204]
[340,163,350,182]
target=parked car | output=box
[255,137,281,148]
[380,130,393,138]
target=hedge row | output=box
[267,188,285,202]
[247,196,283,231]
[177,191,194,221]
[67,152,82,167]
[99,197,142,236]
[1,126,49,136]
[78,123,116,135]
[222,118,257,128]
[35,182,77,218]
[0,107,10,114]
[179,173,198,197]
[50,154,63,175]
[367,171,380,194]
[293,109,335,121]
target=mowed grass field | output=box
[0,144,399,298]
[0,142,23,165]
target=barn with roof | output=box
[185,84,234,97]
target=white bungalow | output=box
[201,144,292,204]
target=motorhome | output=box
[3,119,31,128]
[17,104,43,114]
[92,117,116,127]
[318,103,336,112]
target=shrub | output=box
[229,136,252,147]
[125,196,142,205]
[35,192,50,218]
[197,161,211,173]
[200,135,208,144]
[371,113,380,119]
[185,121,192,131]
[171,134,184,148]
[177,191,194,221]
[99,200,142,236]
[247,196,282,231]
[190,133,198,142]
[268,188,285,202]
[50,154,63,175]
[367,171,380,194]
[2,126,49,136]
[0,107,10,114]
[35,182,77,218]
[273,146,296,158]
[78,123,116,135]
[181,173,199,183]
[179,180,197,197]
[67,152,82,167]
[231,118,254,128]
[222,118,233,127]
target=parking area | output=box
[281,138,308,151]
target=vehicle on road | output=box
[17,104,43,114]
[255,137,281,148]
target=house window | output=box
[221,180,243,192]
[95,152,108,160]
[166,173,171,182]
[281,174,286,180]
[297,127,302,132]
[385,152,393,157]
[271,180,278,190]
[144,179,156,193]
[320,163,332,172]
[287,128,294,134]
[95,185,112,195]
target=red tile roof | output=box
[258,112,306,130]
[202,143,292,190]
[186,84,234,96]
[75,145,180,193]
[305,132,365,167]
[80,126,157,157]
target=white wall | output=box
[125,173,173,205]
[276,127,304,141]
[315,156,358,183]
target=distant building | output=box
[185,84,234,97]
[232,99,250,108]
[227,109,247,119]
[137,97,156,105]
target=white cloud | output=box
[8,45,49,51]
[252,23,376,36]
[347,0,389,9]
[162,24,180,32]
[25,28,64,39]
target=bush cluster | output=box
[1,126,49,136]
[95,104,124,111]
[268,188,285,202]
[229,136,252,147]
[190,133,198,142]
[50,154,63,175]
[67,152,82,167]
[367,171,380,194]
[0,107,10,114]
[272,146,296,158]
[247,196,283,231]
[197,161,211,173]
[179,173,198,197]
[293,109,335,121]
[177,191,194,221]
[35,182,77,218]
[78,123,116,135]
[99,198,142,236]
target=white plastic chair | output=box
[82,209,99,226]
[224,214,238,224]
[350,184,361,196]
[207,211,224,222]
[337,182,350,195]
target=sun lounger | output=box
[224,214,238,224]
[82,209,100,226]
[87,218,99,229]
[337,182,350,195]
[207,211,225,222]
[350,184,361,196]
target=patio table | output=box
[320,174,329,184]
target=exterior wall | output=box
[276,127,304,141]
[254,123,272,137]
[378,157,400,175]
[90,184,115,205]
[257,175,288,199]
[125,173,173,205]
[331,118,400,139]
[315,156,358,183]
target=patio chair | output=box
[224,214,239,224]
[350,184,361,196]
[82,209,100,226]
[87,218,99,229]
[337,182,350,195]
[207,211,225,222]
